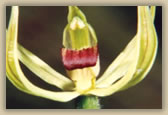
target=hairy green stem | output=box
[76,96,101,109]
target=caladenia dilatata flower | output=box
[6,6,158,109]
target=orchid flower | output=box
[6,6,157,108]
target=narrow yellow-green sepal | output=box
[6,6,80,102]
[89,35,140,96]
[90,6,158,96]
[95,36,139,88]
[6,6,31,94]
[120,6,158,90]
[150,6,156,21]
[18,43,74,90]
[95,6,157,91]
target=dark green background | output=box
[6,6,162,109]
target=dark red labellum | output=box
[61,46,99,70]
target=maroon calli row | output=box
[61,45,99,70]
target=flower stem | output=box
[76,96,101,109]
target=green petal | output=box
[6,6,80,102]
[89,6,157,96]
[90,6,157,96]
[120,6,158,90]
[6,6,31,94]
[18,44,74,90]
[96,6,157,89]
[88,35,140,96]
[150,6,156,21]
[95,36,138,88]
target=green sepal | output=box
[63,6,97,50]
[68,6,87,23]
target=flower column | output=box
[61,6,101,109]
